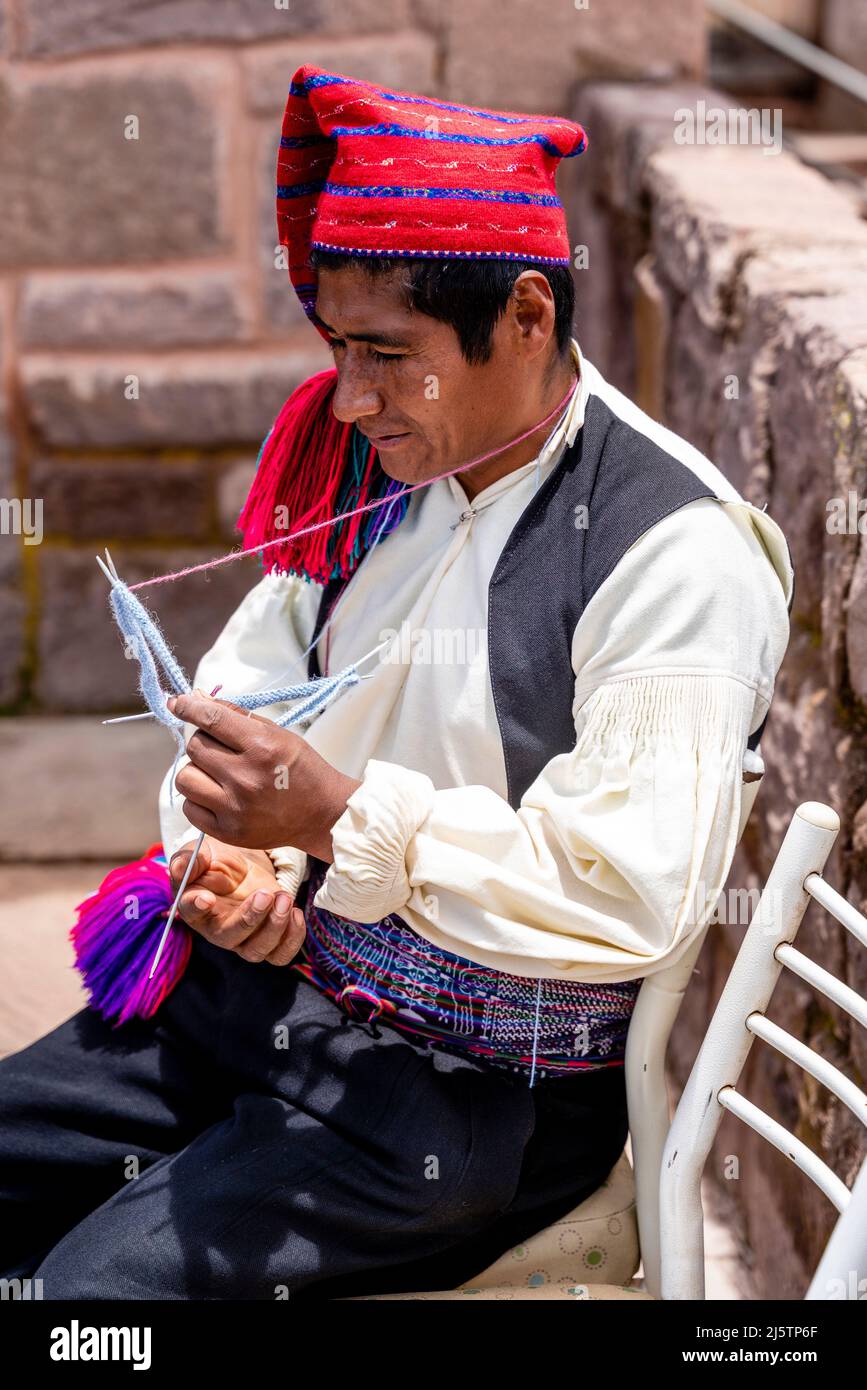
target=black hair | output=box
[308,249,575,369]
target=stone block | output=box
[14,0,412,58]
[647,145,867,333]
[445,0,705,114]
[259,127,316,335]
[0,62,230,268]
[567,81,727,219]
[243,32,437,115]
[20,347,330,448]
[29,457,212,540]
[35,546,257,712]
[663,296,733,460]
[217,458,258,541]
[0,423,26,709]
[19,270,249,350]
[768,308,867,693]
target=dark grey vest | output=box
[309,394,794,808]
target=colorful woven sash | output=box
[291,865,642,1082]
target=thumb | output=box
[190,687,271,727]
[169,836,211,886]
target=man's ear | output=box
[509,270,557,360]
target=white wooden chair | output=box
[355,751,770,1300]
[659,799,867,1300]
[358,772,867,1301]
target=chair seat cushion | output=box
[462,1148,640,1293]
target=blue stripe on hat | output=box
[323,123,584,158]
[288,72,573,130]
[278,181,561,207]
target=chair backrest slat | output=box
[776,942,867,1029]
[658,801,845,1300]
[746,1012,867,1128]
[717,1086,851,1212]
[804,873,867,950]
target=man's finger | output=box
[215,889,276,954]
[175,761,222,810]
[178,885,220,929]
[206,696,271,725]
[169,837,212,887]
[184,729,233,781]
[179,885,269,948]
[263,905,307,966]
[180,798,220,837]
[233,891,296,963]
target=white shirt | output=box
[159,338,793,983]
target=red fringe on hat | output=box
[238,368,409,585]
[238,368,345,581]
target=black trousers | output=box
[0,930,629,1300]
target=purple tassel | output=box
[70,844,192,1026]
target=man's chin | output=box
[373,437,432,484]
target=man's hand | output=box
[168,835,306,965]
[167,690,361,858]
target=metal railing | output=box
[707,0,867,109]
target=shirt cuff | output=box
[314,759,436,922]
[266,845,309,899]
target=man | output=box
[0,67,793,1300]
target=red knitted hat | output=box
[277,66,588,341]
[238,68,587,585]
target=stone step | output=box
[0,717,169,861]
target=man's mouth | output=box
[363,431,412,451]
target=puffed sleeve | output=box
[314,497,793,982]
[157,569,319,892]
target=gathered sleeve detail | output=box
[314,671,754,982]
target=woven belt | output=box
[290,866,642,1082]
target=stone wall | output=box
[821,0,867,129]
[0,0,704,718]
[562,79,867,1299]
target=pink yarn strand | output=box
[130,378,579,592]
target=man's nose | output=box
[330,353,383,425]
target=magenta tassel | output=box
[70,844,192,1027]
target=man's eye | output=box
[327,339,402,363]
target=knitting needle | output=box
[96,552,221,723]
[148,830,205,980]
[103,640,390,724]
[147,638,374,980]
[95,553,118,586]
[147,679,223,981]
[97,551,157,721]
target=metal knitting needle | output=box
[147,645,379,980]
[148,682,223,980]
[98,550,154,721]
[103,641,390,724]
[95,553,118,586]
[94,548,219,978]
[148,829,205,980]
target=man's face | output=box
[313,263,528,484]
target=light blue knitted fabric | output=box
[107,577,361,800]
